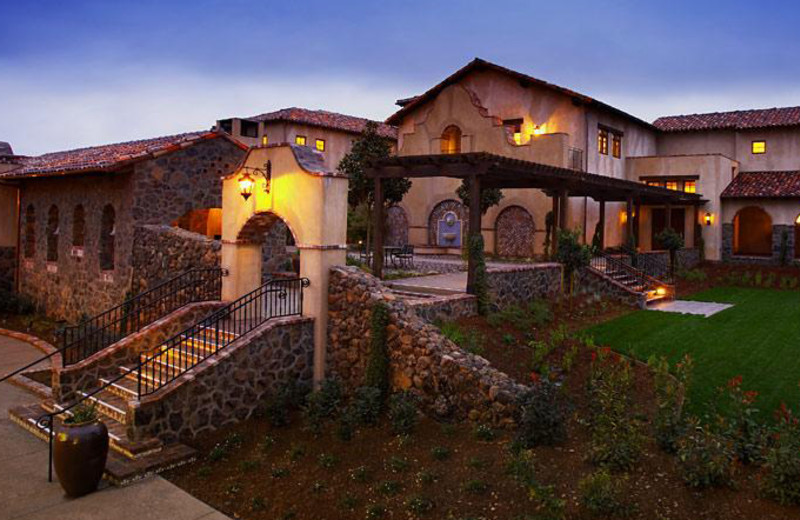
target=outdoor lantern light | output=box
[704,212,712,226]
[656,287,667,296]
[533,124,545,136]
[238,161,272,201]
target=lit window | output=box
[684,180,696,193]
[646,180,664,187]
[666,181,679,191]
[612,134,622,158]
[295,135,307,146]
[503,119,523,145]
[315,139,325,152]
[261,135,268,146]
[440,125,462,154]
[598,129,609,155]
[752,140,766,154]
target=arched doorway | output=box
[236,212,300,284]
[428,199,467,247]
[495,205,535,257]
[733,206,772,256]
[385,205,409,246]
[440,125,462,154]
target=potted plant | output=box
[53,401,109,497]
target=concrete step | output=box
[77,389,129,424]
[99,376,138,401]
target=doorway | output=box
[651,208,685,249]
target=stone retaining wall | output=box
[328,266,528,427]
[485,263,562,310]
[131,225,221,293]
[676,248,701,270]
[408,293,478,323]
[0,246,15,293]
[54,301,224,402]
[577,268,648,308]
[129,316,314,443]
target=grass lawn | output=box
[585,287,800,419]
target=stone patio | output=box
[648,299,734,317]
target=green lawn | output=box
[585,287,800,419]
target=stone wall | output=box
[0,246,15,293]
[577,268,648,308]
[485,263,562,310]
[722,223,796,266]
[129,316,314,443]
[131,225,221,293]
[328,266,528,426]
[54,302,224,402]
[676,248,701,270]
[408,293,478,323]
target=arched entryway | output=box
[428,199,467,247]
[495,205,535,258]
[385,205,409,246]
[236,212,300,284]
[733,206,772,256]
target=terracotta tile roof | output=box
[1,131,246,179]
[654,106,800,132]
[246,107,397,140]
[386,58,654,129]
[721,171,800,198]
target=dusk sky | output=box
[2,0,799,156]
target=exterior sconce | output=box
[238,161,272,201]
[704,212,712,226]
[656,287,667,296]
[533,125,545,136]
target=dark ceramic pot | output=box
[53,420,109,497]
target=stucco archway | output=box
[495,205,535,258]
[733,206,772,256]
[428,199,468,247]
[221,144,348,383]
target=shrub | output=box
[377,480,401,496]
[349,465,370,483]
[678,269,708,282]
[365,504,386,519]
[0,290,35,314]
[588,348,644,471]
[561,345,578,373]
[416,469,437,485]
[462,479,489,494]
[467,233,490,315]
[473,423,496,442]
[716,376,766,465]
[514,381,568,449]
[430,446,451,461]
[365,301,391,399]
[337,407,356,441]
[265,380,307,428]
[578,468,633,517]
[762,404,800,505]
[388,392,418,435]
[352,386,383,425]
[676,417,736,489]
[649,354,693,453]
[303,378,342,433]
[317,453,338,469]
[387,456,409,473]
[406,495,435,514]
[529,340,554,373]
[555,228,592,297]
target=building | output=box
[384,58,800,265]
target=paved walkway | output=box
[648,299,733,317]
[0,334,229,520]
[387,272,468,293]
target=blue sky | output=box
[2,0,799,155]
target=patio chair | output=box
[395,245,414,269]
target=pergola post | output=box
[598,199,606,250]
[551,193,560,256]
[466,175,482,295]
[373,177,384,279]
[626,196,634,248]
[558,189,569,230]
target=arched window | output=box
[46,205,59,262]
[440,125,462,154]
[733,206,772,256]
[73,205,85,247]
[100,205,116,270]
[24,205,35,258]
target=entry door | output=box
[651,208,686,249]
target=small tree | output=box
[468,234,489,315]
[365,301,391,400]
[555,229,591,307]
[456,178,504,215]
[655,227,684,279]
[591,221,603,254]
[339,122,411,252]
[543,211,555,260]
[779,230,790,266]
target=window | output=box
[240,120,258,138]
[440,125,462,154]
[218,119,233,135]
[46,205,59,262]
[24,204,35,258]
[684,180,697,193]
[315,139,325,152]
[598,129,609,155]
[261,135,268,146]
[752,140,766,154]
[503,119,523,145]
[646,180,664,187]
[665,181,679,191]
[72,205,85,247]
[295,135,307,146]
[612,133,622,158]
[100,205,115,271]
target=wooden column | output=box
[665,202,673,230]
[373,177,384,279]
[466,175,482,295]
[598,200,606,250]
[558,189,569,230]
[551,193,560,256]
[626,196,634,247]
[635,200,642,248]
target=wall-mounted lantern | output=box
[704,212,713,226]
[532,124,546,136]
[238,160,272,201]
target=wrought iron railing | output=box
[58,268,226,366]
[136,277,308,396]
[590,251,661,293]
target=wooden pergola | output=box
[366,152,706,294]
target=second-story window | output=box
[315,139,325,152]
[503,119,523,145]
[752,140,766,154]
[240,120,258,138]
[612,133,622,158]
[295,135,307,146]
[598,129,609,155]
[440,125,462,154]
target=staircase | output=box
[589,252,673,304]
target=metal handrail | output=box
[590,251,659,292]
[0,267,225,385]
[33,276,309,481]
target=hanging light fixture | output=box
[238,161,271,201]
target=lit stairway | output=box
[589,253,671,304]
[9,326,239,484]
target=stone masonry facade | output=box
[328,266,529,427]
[0,246,15,293]
[16,138,245,321]
[485,263,562,310]
[129,316,314,443]
[722,223,797,266]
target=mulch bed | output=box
[675,262,800,296]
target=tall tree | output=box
[338,122,411,252]
[456,178,504,215]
